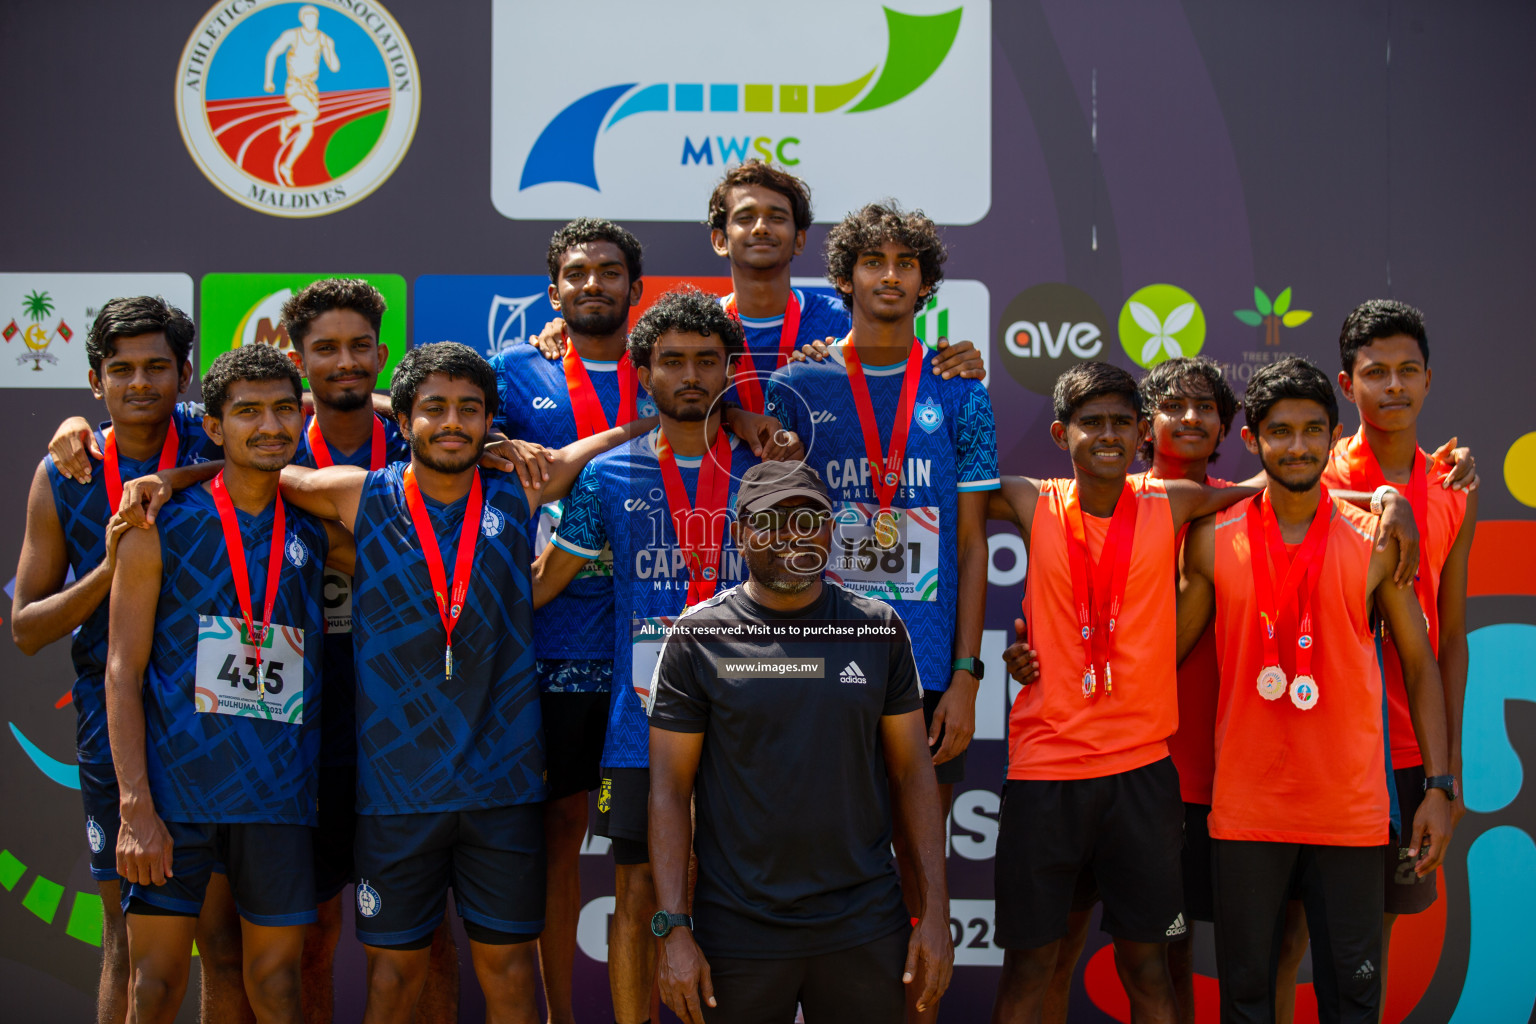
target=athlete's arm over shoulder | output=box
[1164,476,1262,532]
[1436,488,1477,828]
[527,416,655,507]
[322,520,356,576]
[104,525,174,888]
[12,460,115,654]
[278,464,367,533]
[1176,515,1217,664]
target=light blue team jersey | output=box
[552,429,757,768]
[764,343,999,692]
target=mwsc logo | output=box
[492,1,991,224]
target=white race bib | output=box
[630,617,671,713]
[826,502,941,601]
[322,570,353,634]
[194,614,306,724]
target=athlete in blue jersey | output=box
[704,160,985,404]
[10,296,233,1024]
[278,278,461,1024]
[275,341,648,1023]
[763,203,997,1024]
[107,345,353,1024]
[535,288,799,1024]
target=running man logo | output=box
[492,1,991,224]
[176,0,420,217]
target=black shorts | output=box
[124,821,315,927]
[540,689,608,801]
[1385,765,1438,915]
[702,927,909,1024]
[1182,802,1215,923]
[994,757,1185,949]
[79,760,121,883]
[353,804,545,949]
[595,767,649,865]
[924,688,966,786]
[312,764,357,903]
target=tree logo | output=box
[1118,284,1205,368]
[1234,287,1311,346]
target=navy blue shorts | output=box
[79,760,121,883]
[312,764,357,903]
[353,804,545,949]
[124,821,315,927]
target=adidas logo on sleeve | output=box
[839,661,867,685]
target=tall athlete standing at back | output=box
[11,297,225,1024]
[762,201,996,1024]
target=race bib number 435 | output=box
[194,614,306,724]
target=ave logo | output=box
[997,284,1109,397]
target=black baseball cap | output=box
[734,461,832,516]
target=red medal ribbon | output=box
[1245,487,1333,680]
[656,427,733,607]
[1063,479,1140,696]
[210,471,286,695]
[307,414,386,471]
[1340,434,1435,631]
[723,290,801,414]
[402,466,483,681]
[561,333,638,439]
[103,421,179,515]
[843,337,926,526]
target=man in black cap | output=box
[647,461,954,1024]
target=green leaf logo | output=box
[1118,284,1205,368]
[1233,285,1311,345]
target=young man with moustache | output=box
[1176,357,1454,1024]
[534,289,782,1024]
[267,341,646,1024]
[648,462,953,1024]
[10,297,241,1024]
[1320,300,1476,1006]
[761,201,994,1024]
[106,344,352,1024]
[278,279,460,1024]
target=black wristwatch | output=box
[1424,775,1458,802]
[952,657,984,681]
[651,911,693,938]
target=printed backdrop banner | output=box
[1,1,1534,1022]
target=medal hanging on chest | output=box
[844,339,925,551]
[723,291,800,415]
[1245,488,1332,710]
[657,428,733,607]
[103,421,179,515]
[402,467,483,682]
[562,333,638,440]
[209,472,285,697]
[1064,480,1139,697]
[307,414,387,470]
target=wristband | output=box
[1370,484,1395,515]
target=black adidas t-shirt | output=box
[648,581,924,958]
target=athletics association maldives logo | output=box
[176,1,420,217]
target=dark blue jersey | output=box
[765,347,999,692]
[352,463,544,815]
[725,289,852,406]
[143,485,329,824]
[491,344,655,669]
[291,413,411,767]
[45,403,218,765]
[552,430,757,768]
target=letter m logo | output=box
[681,137,713,165]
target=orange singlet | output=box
[1322,429,1466,769]
[1209,496,1389,846]
[1008,476,1177,781]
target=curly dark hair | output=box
[1137,356,1237,463]
[628,287,746,369]
[546,218,644,283]
[1052,361,1142,425]
[824,201,946,311]
[706,160,814,233]
[202,344,302,420]
[1243,356,1338,433]
[86,295,194,374]
[281,278,387,350]
[390,341,499,420]
[1338,299,1428,374]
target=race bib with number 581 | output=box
[194,614,306,724]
